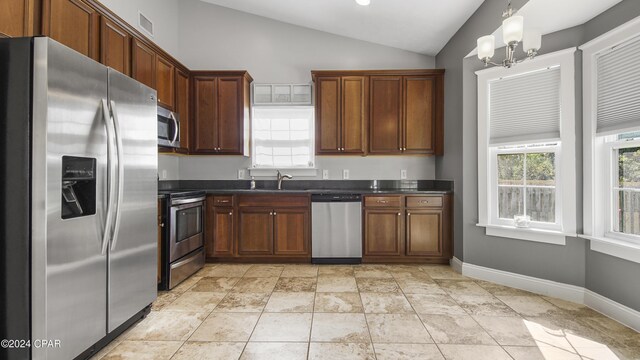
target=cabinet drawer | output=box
[213,196,234,206]
[238,195,309,208]
[364,196,401,208]
[406,196,443,208]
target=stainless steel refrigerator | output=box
[0,37,158,360]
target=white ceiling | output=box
[199,0,485,56]
[468,0,623,57]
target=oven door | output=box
[169,198,204,262]
[158,107,180,148]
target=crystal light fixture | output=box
[477,1,541,68]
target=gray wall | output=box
[436,0,640,309]
[160,0,438,181]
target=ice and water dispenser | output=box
[61,156,97,219]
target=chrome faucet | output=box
[276,170,293,190]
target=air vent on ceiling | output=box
[138,11,154,37]
[253,84,312,105]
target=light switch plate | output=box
[322,170,329,179]
[343,169,350,180]
[238,169,245,179]
[400,169,407,179]
[161,170,167,180]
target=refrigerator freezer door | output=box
[107,69,158,332]
[31,38,109,360]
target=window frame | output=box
[490,143,562,231]
[477,48,577,245]
[581,15,640,263]
[250,105,316,170]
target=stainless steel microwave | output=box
[157,106,180,148]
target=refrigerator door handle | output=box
[101,99,117,255]
[169,112,179,145]
[110,100,125,251]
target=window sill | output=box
[579,235,640,264]
[476,224,573,245]
[248,168,318,177]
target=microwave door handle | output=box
[101,99,116,255]
[169,112,179,145]
[110,100,126,251]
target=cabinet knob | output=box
[397,212,401,216]
[270,212,273,216]
[160,223,165,227]
[273,212,277,215]
[407,212,411,216]
[377,200,388,203]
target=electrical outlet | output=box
[161,170,167,180]
[238,169,245,179]
[400,169,407,179]
[343,169,350,180]
[322,170,329,179]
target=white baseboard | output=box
[449,257,463,273]
[458,260,640,332]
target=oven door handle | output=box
[110,100,125,252]
[171,196,206,206]
[169,112,179,145]
[101,99,116,256]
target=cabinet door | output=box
[406,210,442,256]
[0,0,31,37]
[193,76,218,152]
[175,69,190,152]
[131,38,156,89]
[364,209,403,256]
[217,77,242,154]
[43,0,99,60]
[156,55,175,110]
[369,76,402,154]
[238,208,273,255]
[316,77,341,154]
[274,208,309,256]
[212,207,235,257]
[100,17,130,76]
[342,76,367,154]
[404,77,435,153]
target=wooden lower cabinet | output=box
[406,210,442,256]
[363,209,403,256]
[363,194,452,263]
[274,209,309,255]
[210,207,234,257]
[238,208,273,255]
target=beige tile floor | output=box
[91,264,640,360]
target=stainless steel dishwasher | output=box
[311,194,362,264]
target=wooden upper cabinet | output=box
[316,77,341,154]
[43,0,99,60]
[0,0,33,37]
[131,38,156,90]
[191,72,252,155]
[404,77,435,154]
[156,55,175,110]
[217,77,242,153]
[175,68,190,152]
[314,75,367,155]
[369,76,403,154]
[406,209,442,256]
[193,76,218,152]
[273,208,309,256]
[342,76,367,154]
[100,17,130,76]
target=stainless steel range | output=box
[158,190,206,290]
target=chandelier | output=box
[477,1,541,68]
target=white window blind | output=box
[489,66,561,145]
[596,36,640,134]
[252,107,314,168]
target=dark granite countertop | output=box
[158,180,453,196]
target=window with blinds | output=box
[251,107,315,168]
[489,66,561,145]
[596,35,640,134]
